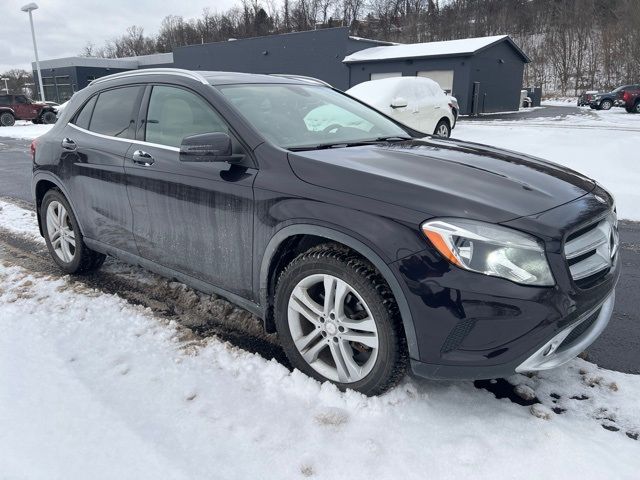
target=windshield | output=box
[217,83,411,149]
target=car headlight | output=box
[421,218,555,286]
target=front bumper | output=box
[394,193,619,380]
[515,292,614,372]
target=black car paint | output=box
[32,71,618,380]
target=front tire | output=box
[434,118,451,138]
[0,112,15,127]
[41,189,106,274]
[599,99,612,110]
[274,245,407,396]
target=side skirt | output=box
[84,237,264,318]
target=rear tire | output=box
[274,245,407,396]
[0,112,15,127]
[434,118,451,138]
[41,189,106,274]
[634,101,640,114]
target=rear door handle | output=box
[132,150,155,166]
[61,138,76,151]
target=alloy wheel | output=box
[46,200,76,263]
[287,273,379,383]
[436,123,450,137]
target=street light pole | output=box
[1,78,9,94]
[21,3,45,102]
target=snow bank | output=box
[1,199,639,480]
[454,109,640,220]
[0,121,53,140]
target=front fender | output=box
[259,223,421,360]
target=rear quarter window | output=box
[72,96,98,130]
[89,86,143,138]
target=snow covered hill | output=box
[1,199,638,480]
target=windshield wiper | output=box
[289,136,413,151]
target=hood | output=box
[288,137,595,223]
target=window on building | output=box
[89,86,143,138]
[370,72,402,81]
[417,70,455,93]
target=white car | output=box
[346,77,456,137]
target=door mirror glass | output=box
[390,97,408,109]
[179,132,242,163]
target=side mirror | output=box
[179,132,244,163]
[390,97,408,109]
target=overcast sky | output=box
[1,0,238,72]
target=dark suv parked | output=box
[0,93,57,126]
[588,85,634,110]
[31,69,619,395]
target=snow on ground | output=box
[0,120,53,140]
[1,200,639,480]
[454,107,640,220]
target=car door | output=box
[14,95,38,120]
[124,84,256,300]
[62,85,144,253]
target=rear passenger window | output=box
[0,95,11,104]
[89,86,143,138]
[72,96,97,130]
[145,85,228,148]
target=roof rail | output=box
[270,74,332,87]
[89,68,209,86]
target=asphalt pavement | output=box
[0,134,638,374]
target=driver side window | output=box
[15,95,28,104]
[145,86,229,148]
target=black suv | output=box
[31,69,619,395]
[588,85,635,110]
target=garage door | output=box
[370,72,402,81]
[417,70,454,93]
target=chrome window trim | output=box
[68,123,180,152]
[89,68,209,87]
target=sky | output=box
[1,0,238,72]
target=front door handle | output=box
[132,150,155,166]
[61,138,77,151]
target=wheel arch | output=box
[259,224,420,359]
[33,173,86,238]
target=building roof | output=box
[343,35,530,63]
[33,53,173,70]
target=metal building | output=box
[343,35,531,115]
[33,29,530,114]
[31,53,173,103]
[173,27,392,91]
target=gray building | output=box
[33,29,530,114]
[173,27,392,91]
[32,53,173,103]
[343,35,531,115]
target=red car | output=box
[621,85,640,113]
[0,93,58,127]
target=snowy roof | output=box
[343,35,530,63]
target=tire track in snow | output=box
[0,227,289,368]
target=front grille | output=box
[564,213,618,287]
[558,308,600,350]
